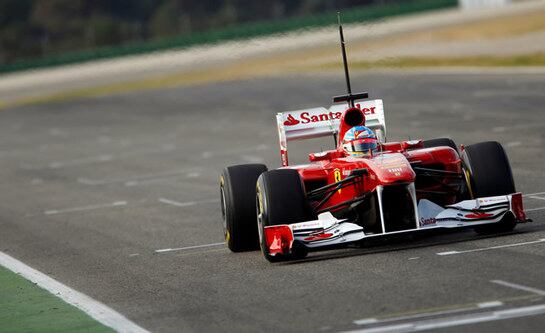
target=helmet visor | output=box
[349,138,378,154]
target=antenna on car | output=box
[333,12,369,108]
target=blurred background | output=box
[1,0,544,109]
[0,0,459,69]
[1,0,543,72]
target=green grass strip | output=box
[0,0,456,74]
[346,53,545,68]
[0,266,113,333]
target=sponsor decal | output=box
[420,217,436,226]
[283,114,300,126]
[376,155,407,169]
[478,197,506,204]
[388,167,403,176]
[464,212,493,219]
[381,162,406,169]
[304,233,334,242]
[292,221,321,230]
[283,107,376,127]
[334,169,342,193]
[510,193,525,222]
[269,235,282,251]
[353,126,374,139]
[280,149,288,166]
[300,111,342,125]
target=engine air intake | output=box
[344,107,365,127]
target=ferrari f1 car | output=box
[219,18,529,262]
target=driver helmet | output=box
[342,126,378,157]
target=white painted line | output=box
[436,251,459,256]
[202,144,269,158]
[491,280,545,296]
[523,191,545,197]
[348,323,415,333]
[529,196,545,201]
[155,242,225,253]
[48,128,69,137]
[124,171,205,187]
[343,304,545,333]
[44,201,127,215]
[526,206,545,212]
[353,303,492,326]
[354,318,379,325]
[158,198,219,208]
[505,141,521,148]
[21,154,115,170]
[116,145,176,159]
[0,251,149,333]
[436,239,545,256]
[158,198,193,207]
[415,305,545,332]
[408,257,420,260]
[24,144,181,170]
[50,154,114,169]
[240,155,265,163]
[58,145,268,181]
[78,169,195,185]
[201,151,213,159]
[477,301,503,308]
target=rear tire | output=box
[422,138,458,152]
[220,164,267,252]
[462,141,516,234]
[256,169,311,262]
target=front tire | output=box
[256,169,311,262]
[462,141,516,234]
[220,164,267,252]
[423,137,458,152]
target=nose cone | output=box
[367,153,415,184]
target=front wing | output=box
[263,192,527,256]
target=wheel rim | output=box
[220,186,227,233]
[256,199,263,243]
[256,190,264,247]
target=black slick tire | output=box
[462,141,516,234]
[256,169,310,262]
[220,164,267,252]
[422,138,458,152]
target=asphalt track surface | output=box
[1,72,545,332]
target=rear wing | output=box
[276,99,386,166]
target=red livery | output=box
[219,17,529,262]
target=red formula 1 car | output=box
[219,20,529,262]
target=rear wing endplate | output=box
[276,99,386,166]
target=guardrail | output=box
[0,0,456,75]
